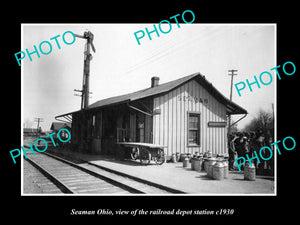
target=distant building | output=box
[50,122,71,142]
[56,72,247,157]
[23,128,39,136]
[50,122,71,132]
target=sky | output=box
[22,23,275,131]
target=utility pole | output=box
[73,31,96,110]
[34,117,43,137]
[74,89,93,109]
[271,103,274,122]
[228,69,238,134]
[228,69,238,101]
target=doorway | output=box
[136,113,145,143]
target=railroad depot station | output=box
[24,72,275,195]
[56,72,247,158]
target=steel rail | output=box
[44,152,185,194]
[41,152,145,194]
[24,156,74,194]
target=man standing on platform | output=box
[228,134,238,171]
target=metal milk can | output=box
[193,158,201,171]
[207,158,217,178]
[190,157,196,170]
[198,156,204,171]
[183,157,189,168]
[198,154,204,171]
[203,158,209,172]
[180,153,187,162]
[176,152,180,162]
[171,153,177,163]
[244,162,256,181]
[222,159,229,179]
[187,153,192,162]
[213,160,225,180]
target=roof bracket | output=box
[55,113,73,123]
[230,113,247,128]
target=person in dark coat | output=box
[253,129,265,171]
[228,134,237,170]
[249,132,256,156]
[264,129,274,175]
[235,132,246,171]
[244,132,251,156]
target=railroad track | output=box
[24,152,184,194]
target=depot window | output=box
[187,112,200,146]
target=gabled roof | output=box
[87,72,247,115]
[50,122,71,131]
[87,73,199,110]
[56,72,247,121]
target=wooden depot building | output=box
[56,72,247,158]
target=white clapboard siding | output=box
[153,79,227,156]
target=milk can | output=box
[190,157,196,170]
[212,160,225,180]
[203,158,209,172]
[207,158,217,178]
[192,158,201,171]
[187,153,192,162]
[176,152,180,162]
[244,162,256,181]
[180,153,187,162]
[171,153,177,163]
[198,156,204,171]
[198,154,204,171]
[222,159,229,179]
[182,157,189,168]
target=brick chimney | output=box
[151,76,160,88]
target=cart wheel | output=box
[154,148,165,165]
[130,147,139,160]
[139,148,151,165]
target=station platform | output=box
[48,148,275,195]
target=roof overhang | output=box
[226,101,248,115]
[55,111,76,123]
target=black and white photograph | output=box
[21,23,276,195]
[4,5,298,222]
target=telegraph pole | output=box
[74,89,84,109]
[228,69,238,101]
[74,89,93,109]
[73,31,96,110]
[228,69,238,134]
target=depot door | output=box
[136,113,145,143]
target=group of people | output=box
[228,129,274,174]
